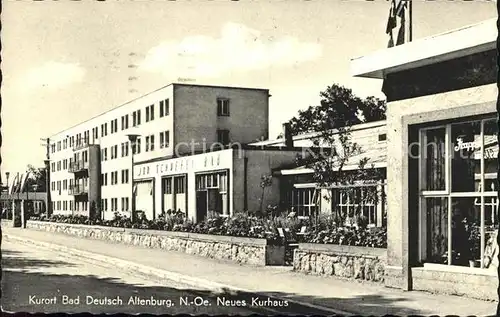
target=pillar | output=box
[11,200,21,227]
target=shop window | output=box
[175,176,185,194]
[419,117,499,269]
[163,178,172,195]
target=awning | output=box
[276,148,387,176]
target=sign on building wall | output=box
[135,150,231,179]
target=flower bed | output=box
[25,219,286,266]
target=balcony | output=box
[73,139,95,151]
[69,160,89,173]
[69,184,88,196]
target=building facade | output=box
[352,19,498,299]
[48,84,272,220]
[254,121,388,227]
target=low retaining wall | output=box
[293,243,386,282]
[26,221,285,266]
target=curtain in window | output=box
[425,129,446,191]
[426,197,449,264]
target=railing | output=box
[68,184,89,196]
[68,160,89,173]
[73,139,94,151]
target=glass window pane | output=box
[451,197,481,267]
[483,119,498,192]
[424,128,446,191]
[451,120,481,192]
[426,197,449,264]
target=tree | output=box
[259,174,273,216]
[287,84,386,136]
[25,165,47,192]
[287,84,386,226]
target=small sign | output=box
[454,137,478,151]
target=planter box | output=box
[26,220,285,266]
[293,243,387,282]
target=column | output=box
[20,200,26,228]
[385,109,411,290]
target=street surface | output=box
[1,238,335,315]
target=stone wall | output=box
[26,220,285,266]
[293,243,386,282]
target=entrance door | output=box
[196,191,208,222]
[135,181,154,220]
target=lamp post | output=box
[32,183,38,215]
[126,133,140,222]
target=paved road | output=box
[1,238,336,315]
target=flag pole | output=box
[408,0,413,42]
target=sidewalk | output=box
[3,226,498,316]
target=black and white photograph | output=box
[0,0,498,315]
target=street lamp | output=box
[126,133,141,222]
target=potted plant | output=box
[463,218,480,267]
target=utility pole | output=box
[41,138,52,216]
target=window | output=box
[163,177,172,195]
[146,104,155,122]
[110,145,118,160]
[121,142,129,157]
[335,187,379,226]
[160,131,170,148]
[111,198,118,212]
[63,139,67,149]
[174,176,185,194]
[160,99,170,117]
[133,138,141,154]
[217,129,230,146]
[217,98,230,116]
[419,117,499,269]
[378,134,387,141]
[290,188,319,218]
[145,135,155,152]
[110,171,119,185]
[101,173,108,186]
[121,197,130,211]
[110,119,118,134]
[121,169,129,184]
[57,141,61,151]
[121,115,129,130]
[63,180,67,190]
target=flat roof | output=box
[48,83,269,139]
[351,18,497,79]
[250,120,387,147]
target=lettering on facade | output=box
[137,154,223,178]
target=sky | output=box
[2,0,496,176]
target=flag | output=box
[386,0,409,48]
[9,173,19,194]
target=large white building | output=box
[48,83,305,221]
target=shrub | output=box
[28,210,386,247]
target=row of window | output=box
[51,98,172,153]
[52,200,88,212]
[51,178,89,192]
[51,98,232,154]
[99,131,171,162]
[101,169,130,186]
[290,186,385,226]
[51,151,89,172]
[51,198,130,213]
